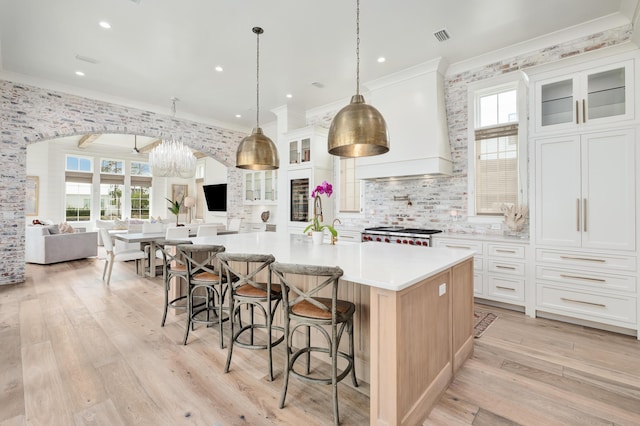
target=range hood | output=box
[356,57,452,180]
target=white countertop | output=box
[191,232,473,292]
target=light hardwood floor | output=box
[1,257,639,425]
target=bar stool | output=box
[270,262,358,425]
[177,244,227,347]
[217,252,284,381]
[156,239,192,327]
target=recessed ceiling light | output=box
[75,71,85,76]
[235,114,242,118]
[377,57,386,63]
[99,21,111,29]
[286,94,293,98]
[215,66,223,72]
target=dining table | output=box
[113,229,238,277]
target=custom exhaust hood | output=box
[356,57,452,180]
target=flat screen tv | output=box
[203,184,227,212]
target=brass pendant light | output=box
[328,0,389,157]
[236,27,280,170]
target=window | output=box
[100,184,123,219]
[100,159,124,174]
[65,182,92,221]
[66,155,92,172]
[65,155,93,221]
[468,80,526,217]
[130,185,150,219]
[131,161,152,219]
[338,158,362,213]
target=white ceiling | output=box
[0,0,637,135]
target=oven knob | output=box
[409,240,414,245]
[376,237,381,242]
[402,240,408,244]
[384,238,390,243]
[396,239,401,244]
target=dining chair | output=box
[165,226,189,239]
[100,228,147,285]
[196,225,218,237]
[217,252,283,380]
[270,262,358,426]
[177,244,228,346]
[142,221,163,234]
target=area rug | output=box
[474,311,498,338]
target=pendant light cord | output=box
[256,29,261,128]
[356,0,360,96]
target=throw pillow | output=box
[47,224,60,234]
[58,222,75,234]
[113,219,128,230]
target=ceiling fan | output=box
[131,135,140,154]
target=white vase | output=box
[311,230,324,245]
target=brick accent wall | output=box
[0,24,632,285]
[0,81,247,284]
[310,25,633,234]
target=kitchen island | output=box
[192,232,474,426]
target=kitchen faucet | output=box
[331,218,342,245]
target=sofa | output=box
[25,225,98,264]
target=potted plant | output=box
[303,181,337,244]
[166,197,183,227]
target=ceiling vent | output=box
[433,28,450,42]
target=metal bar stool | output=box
[217,252,284,381]
[156,239,192,327]
[270,262,358,426]
[177,244,227,347]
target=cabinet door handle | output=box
[560,255,606,263]
[559,274,606,283]
[445,244,471,249]
[560,297,605,308]
[582,99,586,123]
[496,249,516,254]
[583,198,587,232]
[496,265,517,270]
[576,198,581,232]
[575,100,579,124]
[496,286,515,291]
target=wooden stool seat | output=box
[236,283,281,297]
[291,298,355,321]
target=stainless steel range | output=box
[361,227,443,247]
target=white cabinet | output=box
[286,126,332,170]
[433,237,529,306]
[535,129,635,251]
[534,59,634,134]
[244,170,278,205]
[285,126,333,234]
[535,248,637,329]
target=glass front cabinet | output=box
[534,59,634,134]
[244,170,277,205]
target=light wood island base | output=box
[369,258,474,425]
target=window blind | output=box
[130,176,152,187]
[65,171,93,184]
[100,174,125,185]
[475,124,518,215]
